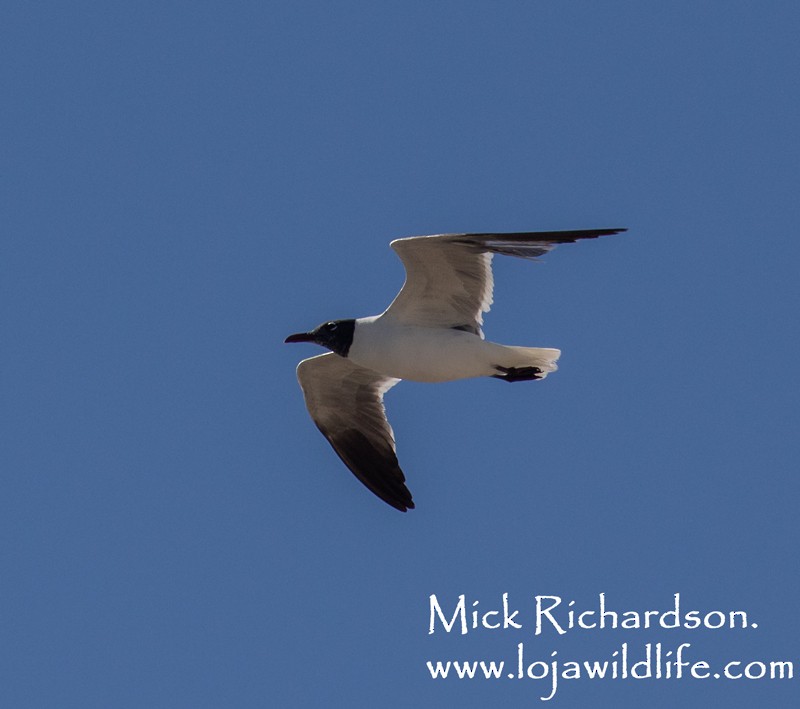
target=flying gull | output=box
[285,228,626,511]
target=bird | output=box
[285,228,627,512]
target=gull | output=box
[285,228,626,512]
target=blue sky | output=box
[2,2,799,707]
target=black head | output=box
[284,319,356,357]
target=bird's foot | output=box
[492,365,543,382]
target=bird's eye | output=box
[327,322,337,331]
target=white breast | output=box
[347,316,500,383]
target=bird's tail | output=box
[501,346,561,379]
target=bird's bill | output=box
[284,331,316,344]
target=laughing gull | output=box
[286,228,626,511]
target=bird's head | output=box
[284,319,356,357]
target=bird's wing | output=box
[295,353,413,512]
[382,229,626,336]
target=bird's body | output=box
[285,228,627,511]
[347,316,559,383]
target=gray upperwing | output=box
[382,229,626,333]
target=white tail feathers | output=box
[503,346,561,378]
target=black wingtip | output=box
[384,489,416,513]
[324,428,415,513]
[464,227,628,244]
[392,498,416,513]
[534,227,628,241]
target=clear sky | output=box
[2,2,799,707]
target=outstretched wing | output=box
[382,229,626,336]
[295,353,413,512]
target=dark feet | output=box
[492,365,543,382]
